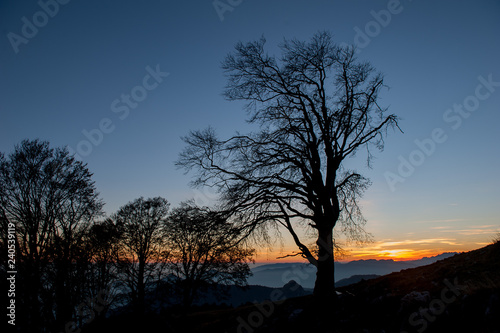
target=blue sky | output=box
[1,0,499,261]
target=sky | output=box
[1,0,499,262]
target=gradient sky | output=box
[1,0,499,262]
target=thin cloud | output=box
[415,218,465,224]
[438,224,499,236]
[376,238,459,247]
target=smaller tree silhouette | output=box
[114,197,170,314]
[84,218,124,320]
[165,202,254,308]
[0,139,103,332]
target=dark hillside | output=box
[343,240,500,297]
[85,241,500,333]
[187,241,500,332]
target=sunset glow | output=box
[2,0,499,274]
[2,1,499,331]
[254,227,499,263]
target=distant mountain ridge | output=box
[86,244,500,333]
[335,274,380,288]
[248,252,458,288]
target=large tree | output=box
[0,139,103,332]
[178,32,399,298]
[166,202,254,308]
[114,196,170,314]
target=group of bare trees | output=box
[0,139,253,333]
[0,140,104,332]
[1,31,398,331]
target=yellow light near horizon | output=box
[379,249,416,260]
[253,248,440,263]
[253,233,495,263]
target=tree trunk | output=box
[313,227,336,299]
[312,226,338,330]
[26,263,43,332]
[182,282,193,309]
[137,260,145,314]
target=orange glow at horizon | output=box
[253,248,445,263]
[252,237,495,263]
[250,220,500,263]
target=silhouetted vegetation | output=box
[492,232,500,244]
[3,29,498,332]
[114,196,170,315]
[0,140,254,333]
[0,139,103,332]
[166,202,254,308]
[88,242,500,333]
[178,31,400,298]
[85,218,123,320]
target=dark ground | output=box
[85,241,500,333]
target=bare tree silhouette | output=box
[0,139,103,332]
[178,31,400,299]
[114,196,170,314]
[165,202,254,308]
[84,218,124,320]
